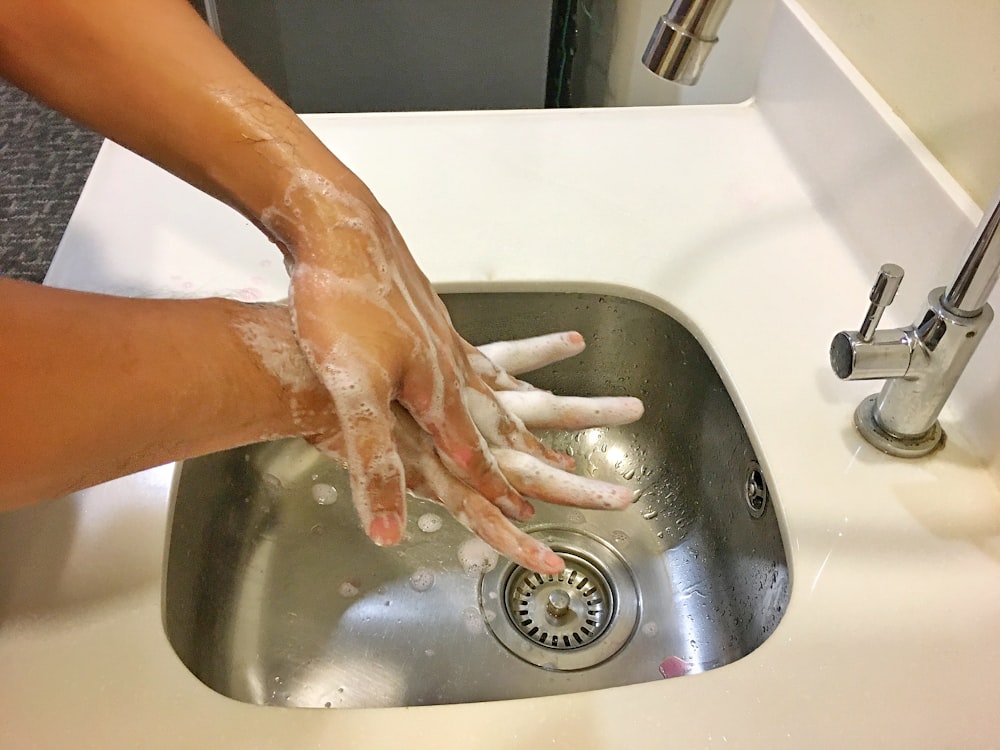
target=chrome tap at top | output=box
[642,0,734,85]
[830,188,1000,457]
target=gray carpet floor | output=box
[1,79,103,282]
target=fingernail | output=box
[610,486,633,509]
[516,500,535,522]
[496,494,534,521]
[539,548,565,574]
[450,445,476,471]
[557,453,576,471]
[368,512,404,546]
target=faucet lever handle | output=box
[859,263,905,341]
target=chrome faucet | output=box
[641,3,998,457]
[642,0,733,85]
[829,189,1000,457]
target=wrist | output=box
[227,300,340,439]
[256,165,385,267]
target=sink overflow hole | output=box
[745,461,769,519]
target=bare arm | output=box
[0,278,334,507]
[0,0,569,549]
[0,0,319,217]
[0,279,643,573]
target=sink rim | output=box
[162,288,792,709]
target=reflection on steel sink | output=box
[163,291,790,708]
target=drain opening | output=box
[506,553,613,650]
[482,528,639,671]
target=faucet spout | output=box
[642,0,733,85]
[943,188,1000,316]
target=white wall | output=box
[796,0,1000,210]
[605,0,1000,208]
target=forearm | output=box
[0,280,335,509]
[0,0,363,239]
[0,279,644,572]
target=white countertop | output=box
[2,3,999,747]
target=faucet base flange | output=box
[854,394,945,458]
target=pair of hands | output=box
[305,330,644,575]
[0,0,641,572]
[270,176,643,574]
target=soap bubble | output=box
[409,568,435,592]
[458,538,499,577]
[338,581,359,598]
[417,513,443,533]
[462,606,484,633]
[311,483,338,505]
[262,473,284,491]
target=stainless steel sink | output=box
[163,291,790,708]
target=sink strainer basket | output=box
[481,527,639,671]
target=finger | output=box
[495,449,633,510]
[421,457,565,575]
[496,392,645,430]
[393,406,563,575]
[463,384,576,472]
[315,362,407,546]
[477,332,586,376]
[401,360,537,522]
[447,491,565,575]
[463,341,534,392]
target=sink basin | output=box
[163,291,790,708]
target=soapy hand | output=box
[307,330,644,574]
[271,175,585,550]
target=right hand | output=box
[271,175,586,549]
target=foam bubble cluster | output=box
[458,538,499,577]
[408,567,435,592]
[417,513,443,533]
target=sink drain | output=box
[506,552,613,650]
[481,528,639,671]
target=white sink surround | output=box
[2,1,998,747]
